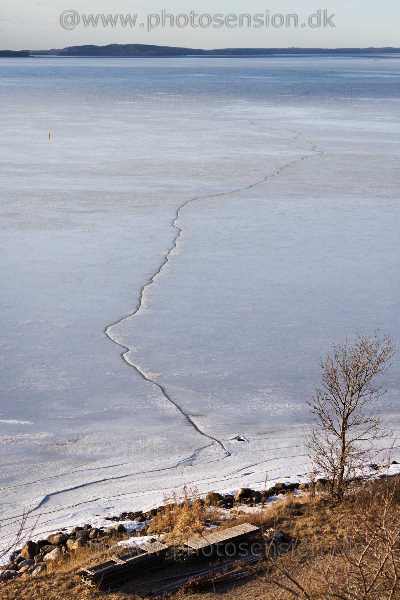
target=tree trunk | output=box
[336,426,347,501]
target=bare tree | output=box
[307,334,394,502]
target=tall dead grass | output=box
[147,486,219,544]
[265,476,400,599]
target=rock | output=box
[9,550,21,563]
[96,528,107,537]
[234,488,255,502]
[299,483,309,490]
[66,538,86,551]
[135,513,145,522]
[75,530,89,541]
[392,460,399,465]
[89,528,100,539]
[0,569,20,581]
[47,533,67,546]
[143,508,158,519]
[286,483,300,492]
[17,559,34,570]
[21,540,39,560]
[113,524,126,534]
[205,492,223,506]
[265,483,290,496]
[70,526,84,536]
[43,547,62,563]
[18,564,33,574]
[221,494,234,508]
[274,483,287,491]
[252,491,262,503]
[39,545,56,555]
[34,554,44,564]
[32,563,47,577]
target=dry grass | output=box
[0,530,138,600]
[2,478,400,600]
[147,486,219,544]
[176,477,400,600]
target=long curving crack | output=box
[105,134,323,463]
[0,138,336,541]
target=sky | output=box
[1,0,399,50]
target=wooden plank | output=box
[80,540,169,588]
[185,523,259,550]
[146,553,262,597]
[141,540,168,554]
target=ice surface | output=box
[0,56,399,552]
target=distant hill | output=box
[2,44,400,59]
[0,50,30,57]
[35,44,206,57]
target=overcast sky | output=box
[1,0,399,50]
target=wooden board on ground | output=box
[185,522,259,551]
[80,540,168,589]
[80,523,260,591]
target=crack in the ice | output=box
[0,445,215,522]
[1,137,322,526]
[0,452,308,530]
[104,133,323,463]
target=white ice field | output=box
[0,56,399,548]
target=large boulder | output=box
[134,513,145,522]
[143,508,158,519]
[70,526,84,536]
[0,569,20,581]
[18,564,33,574]
[75,529,89,541]
[21,540,39,560]
[66,538,86,551]
[47,533,67,546]
[32,563,47,577]
[43,547,62,563]
[265,483,288,497]
[221,494,234,508]
[17,559,34,570]
[205,492,223,506]
[234,488,262,503]
[274,483,287,492]
[113,524,126,534]
[9,550,21,563]
[234,488,255,502]
[286,483,300,492]
[39,545,56,556]
[89,528,101,539]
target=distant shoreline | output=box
[2,44,400,59]
[0,50,30,58]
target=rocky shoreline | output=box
[1,470,395,584]
[0,481,307,583]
